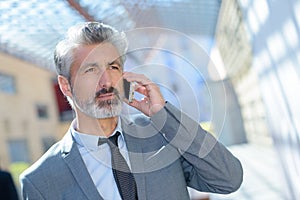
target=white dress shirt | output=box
[71,119,131,200]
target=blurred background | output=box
[0,0,299,199]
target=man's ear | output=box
[57,75,72,97]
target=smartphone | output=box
[123,79,135,102]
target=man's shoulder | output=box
[20,141,63,180]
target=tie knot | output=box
[98,131,120,146]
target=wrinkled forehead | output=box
[70,43,122,74]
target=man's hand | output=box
[123,72,165,116]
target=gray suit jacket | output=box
[20,103,243,200]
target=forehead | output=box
[72,43,121,71]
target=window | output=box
[36,104,49,119]
[0,72,16,94]
[3,118,11,133]
[8,139,30,163]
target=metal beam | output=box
[66,0,94,21]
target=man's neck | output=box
[75,112,118,137]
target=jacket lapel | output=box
[60,131,103,200]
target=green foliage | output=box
[10,162,30,187]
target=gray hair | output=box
[54,22,128,80]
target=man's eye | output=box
[85,67,95,73]
[110,65,120,70]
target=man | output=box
[20,22,243,200]
[0,169,19,200]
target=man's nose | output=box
[99,70,112,88]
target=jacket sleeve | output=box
[150,102,243,194]
[20,175,45,200]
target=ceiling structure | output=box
[0,0,221,71]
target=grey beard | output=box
[74,96,122,119]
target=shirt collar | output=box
[71,118,124,151]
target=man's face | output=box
[69,42,124,119]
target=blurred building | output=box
[0,52,70,169]
[215,0,270,146]
[238,0,300,198]
[210,0,300,199]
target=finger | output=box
[123,72,152,86]
[134,85,148,96]
[140,96,150,104]
[127,99,142,110]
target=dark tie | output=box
[98,132,138,200]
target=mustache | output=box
[95,87,120,98]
